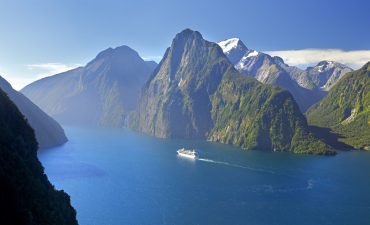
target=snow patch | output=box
[240,50,259,61]
[218,38,240,53]
[246,50,259,58]
[235,50,259,70]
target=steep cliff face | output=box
[0,76,67,148]
[0,87,77,225]
[21,46,156,127]
[130,29,333,155]
[209,74,330,154]
[307,62,370,149]
[130,29,233,138]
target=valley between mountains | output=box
[1,27,369,225]
[17,29,369,154]
[1,1,369,224]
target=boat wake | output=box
[264,179,316,192]
[197,158,277,174]
[196,157,316,191]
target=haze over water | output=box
[39,126,370,225]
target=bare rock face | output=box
[130,29,334,155]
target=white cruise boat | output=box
[177,148,198,159]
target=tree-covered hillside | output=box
[0,88,78,225]
[307,62,370,149]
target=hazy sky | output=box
[1,0,370,90]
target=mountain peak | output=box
[86,45,146,70]
[218,38,249,65]
[312,60,351,73]
[131,30,333,155]
[95,45,140,60]
[22,44,156,127]
[218,38,248,54]
[316,60,335,67]
[174,29,203,42]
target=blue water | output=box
[38,126,370,225]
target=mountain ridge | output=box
[0,87,77,225]
[218,38,353,112]
[0,75,67,148]
[130,29,334,155]
[21,45,157,127]
[306,62,370,149]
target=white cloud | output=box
[2,77,37,91]
[0,63,81,90]
[264,49,370,69]
[142,56,163,62]
[27,63,81,77]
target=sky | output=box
[0,0,370,90]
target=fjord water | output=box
[38,127,370,225]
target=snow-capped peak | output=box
[314,60,346,73]
[218,38,247,54]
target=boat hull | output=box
[177,149,197,159]
[177,152,197,159]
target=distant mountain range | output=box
[129,29,333,155]
[21,46,157,127]
[19,29,369,154]
[218,38,353,112]
[0,87,77,225]
[307,63,370,150]
[1,24,368,225]
[0,76,67,148]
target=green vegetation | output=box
[0,88,78,225]
[210,74,333,155]
[130,29,334,155]
[307,62,370,149]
